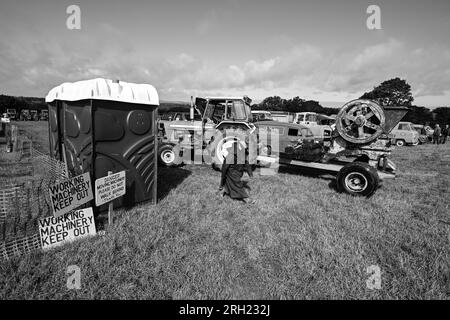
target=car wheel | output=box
[336,162,379,197]
[395,139,405,147]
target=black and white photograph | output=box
[0,0,449,306]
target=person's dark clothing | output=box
[441,127,449,144]
[220,155,253,200]
[433,127,441,144]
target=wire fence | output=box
[0,135,68,261]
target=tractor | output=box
[30,109,39,121]
[19,109,31,121]
[6,108,17,121]
[158,96,257,169]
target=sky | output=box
[0,0,449,107]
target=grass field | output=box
[0,121,449,299]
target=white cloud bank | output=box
[1,35,449,106]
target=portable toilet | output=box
[45,78,159,213]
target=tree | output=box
[402,105,433,125]
[257,96,286,111]
[360,77,414,106]
[285,96,305,113]
[432,107,450,126]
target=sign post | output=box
[108,171,113,227]
[94,170,126,228]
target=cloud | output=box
[1,33,450,105]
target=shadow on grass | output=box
[157,165,192,201]
[277,164,338,192]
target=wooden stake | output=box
[108,171,113,228]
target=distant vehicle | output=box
[160,112,192,121]
[6,109,17,120]
[270,111,293,123]
[412,124,432,144]
[1,113,11,123]
[293,112,333,141]
[254,121,321,158]
[19,109,31,121]
[293,112,320,125]
[251,110,273,122]
[30,109,39,121]
[40,110,49,121]
[391,122,419,146]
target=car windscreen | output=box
[226,100,248,120]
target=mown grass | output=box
[0,122,449,299]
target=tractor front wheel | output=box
[158,144,180,167]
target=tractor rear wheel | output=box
[207,128,257,171]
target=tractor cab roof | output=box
[200,96,252,105]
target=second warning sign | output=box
[95,171,126,206]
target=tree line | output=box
[0,95,47,113]
[253,78,450,126]
[2,78,449,125]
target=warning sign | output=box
[95,171,126,206]
[48,172,93,217]
[38,207,97,250]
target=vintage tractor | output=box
[30,109,39,121]
[19,109,31,121]
[6,108,17,121]
[40,109,49,121]
[257,99,409,197]
[158,96,257,169]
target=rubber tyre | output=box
[158,144,179,167]
[395,140,405,147]
[207,128,257,171]
[336,162,379,197]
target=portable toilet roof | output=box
[45,78,159,106]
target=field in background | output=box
[0,121,449,299]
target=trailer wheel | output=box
[158,144,179,167]
[336,162,379,197]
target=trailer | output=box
[257,154,395,197]
[255,99,409,197]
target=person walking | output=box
[441,124,449,144]
[219,142,255,204]
[433,124,441,145]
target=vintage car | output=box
[251,110,273,122]
[412,124,433,144]
[1,113,11,123]
[391,121,420,146]
[254,121,326,161]
[0,113,11,123]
